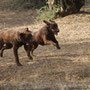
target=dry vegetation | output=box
[0,6,90,90]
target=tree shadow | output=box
[58,10,90,17]
[77,11,90,15]
[60,53,90,57]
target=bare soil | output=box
[0,8,90,90]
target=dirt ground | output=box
[0,8,90,90]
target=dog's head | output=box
[19,28,32,43]
[43,20,59,35]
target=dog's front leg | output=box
[56,42,60,49]
[51,36,61,49]
[24,44,33,60]
[53,39,60,49]
[43,35,56,46]
[13,44,22,66]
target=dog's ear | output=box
[26,28,29,31]
[26,28,32,33]
[49,20,54,22]
[43,20,50,26]
[26,28,30,32]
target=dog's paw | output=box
[29,56,33,60]
[57,46,61,49]
[17,63,22,66]
[56,44,61,49]
[0,52,3,57]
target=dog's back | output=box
[32,25,49,45]
[0,28,30,44]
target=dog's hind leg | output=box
[0,43,12,57]
[0,41,4,50]
[0,41,4,57]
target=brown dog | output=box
[24,20,60,59]
[0,28,32,66]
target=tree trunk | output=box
[47,0,85,17]
[47,0,57,10]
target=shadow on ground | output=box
[0,42,90,89]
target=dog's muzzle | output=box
[52,29,59,35]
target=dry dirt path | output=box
[0,8,90,90]
[0,41,90,90]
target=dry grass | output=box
[0,8,90,90]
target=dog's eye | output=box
[52,24,57,29]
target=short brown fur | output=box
[0,28,32,66]
[24,20,60,59]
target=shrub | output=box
[37,4,61,21]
